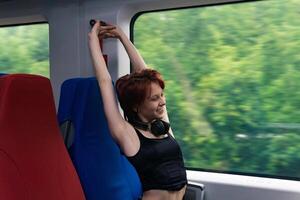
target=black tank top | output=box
[127,129,187,192]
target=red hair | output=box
[116,69,165,118]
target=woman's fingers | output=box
[99,29,117,38]
[104,33,116,38]
[100,25,116,31]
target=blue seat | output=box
[57,77,142,200]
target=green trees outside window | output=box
[0,23,49,77]
[134,0,300,179]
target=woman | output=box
[88,20,187,200]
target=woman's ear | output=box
[133,106,138,113]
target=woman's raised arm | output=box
[88,21,137,154]
[101,24,147,73]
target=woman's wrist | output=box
[89,32,99,41]
[119,34,132,49]
[118,29,128,41]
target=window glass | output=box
[133,0,300,179]
[0,23,49,77]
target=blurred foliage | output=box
[0,23,49,77]
[134,0,300,179]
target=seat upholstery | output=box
[0,74,85,200]
[58,77,142,200]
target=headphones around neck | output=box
[129,117,170,137]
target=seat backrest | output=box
[58,77,142,200]
[0,74,86,200]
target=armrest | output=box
[184,181,205,200]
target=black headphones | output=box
[129,117,170,137]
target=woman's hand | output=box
[98,23,124,39]
[92,21,147,72]
[89,20,116,40]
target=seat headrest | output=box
[0,74,57,133]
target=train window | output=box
[0,23,49,77]
[133,0,300,180]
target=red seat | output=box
[0,74,85,200]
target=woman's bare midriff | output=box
[142,185,186,200]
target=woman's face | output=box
[137,82,166,123]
